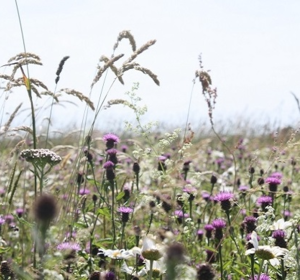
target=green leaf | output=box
[116,191,125,201]
[74,221,89,229]
[16,217,34,227]
[0,247,10,254]
[97,207,111,218]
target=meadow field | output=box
[1,15,300,280]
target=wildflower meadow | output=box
[1,4,300,280]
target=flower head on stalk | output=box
[214,191,234,211]
[212,218,226,240]
[265,176,281,192]
[106,148,118,165]
[245,231,289,266]
[174,210,189,224]
[141,236,163,261]
[118,206,133,224]
[103,133,119,150]
[204,224,215,240]
[20,149,61,169]
[196,263,216,280]
[243,216,257,234]
[103,161,115,181]
[256,195,273,212]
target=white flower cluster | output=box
[20,149,62,167]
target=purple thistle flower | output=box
[174,210,189,224]
[204,224,214,231]
[118,206,133,214]
[238,185,249,192]
[272,229,285,239]
[79,188,90,195]
[256,195,272,211]
[158,155,167,161]
[16,208,25,218]
[103,161,114,169]
[57,242,81,251]
[266,176,281,184]
[214,192,234,211]
[118,206,133,224]
[270,172,283,179]
[183,186,197,193]
[5,214,14,224]
[240,209,247,216]
[283,210,291,218]
[252,274,270,280]
[214,192,234,201]
[104,161,115,180]
[174,210,189,218]
[204,224,215,240]
[106,148,118,155]
[212,218,226,229]
[106,148,118,164]
[202,191,211,202]
[103,133,119,143]
[121,145,128,153]
[103,133,119,150]
[183,186,197,201]
[272,229,287,248]
[215,157,224,165]
[0,217,5,225]
[212,218,226,240]
[243,216,257,233]
[266,176,281,192]
[197,229,204,241]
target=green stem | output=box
[121,223,125,247]
[27,90,37,149]
[147,211,154,235]
[148,259,154,280]
[189,200,193,220]
[39,168,44,194]
[111,180,116,247]
[295,227,300,279]
[257,259,264,280]
[210,183,215,195]
[136,173,139,191]
[281,259,286,280]
[226,210,244,262]
[218,245,224,280]
[250,254,255,280]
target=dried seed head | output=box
[196,263,215,280]
[0,261,13,278]
[33,194,57,223]
[89,271,100,280]
[55,56,70,79]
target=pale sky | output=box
[1,1,300,132]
